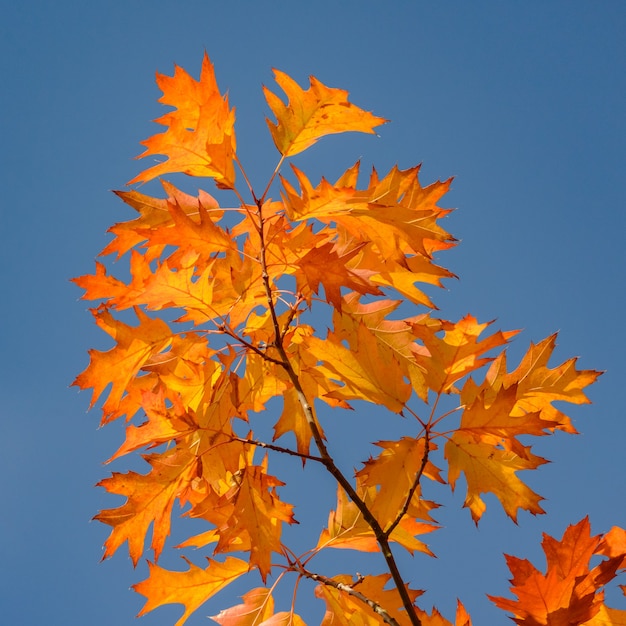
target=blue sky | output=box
[2,2,625,624]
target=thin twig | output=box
[219,323,286,367]
[294,564,401,626]
[230,436,324,463]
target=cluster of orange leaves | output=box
[74,54,626,625]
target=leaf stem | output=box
[260,155,285,205]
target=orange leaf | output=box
[133,556,248,626]
[264,70,386,156]
[129,53,236,188]
[445,429,547,523]
[411,315,518,395]
[259,612,308,626]
[582,604,626,625]
[295,240,383,311]
[415,601,473,626]
[357,437,443,528]
[307,322,411,413]
[95,447,196,565]
[215,463,296,581]
[318,485,437,557]
[106,387,195,462]
[489,518,626,625]
[101,182,221,260]
[73,306,173,420]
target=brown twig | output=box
[255,199,422,626]
[230,436,324,464]
[293,563,401,626]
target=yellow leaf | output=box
[212,587,275,626]
[133,556,248,626]
[357,437,443,527]
[264,70,386,156]
[445,430,546,523]
[307,323,411,412]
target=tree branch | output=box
[294,564,401,626]
[230,436,324,464]
[256,198,422,626]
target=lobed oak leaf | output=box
[134,192,234,267]
[458,385,551,442]
[280,164,455,309]
[215,463,296,581]
[307,322,411,413]
[415,601,472,626]
[95,447,196,565]
[212,587,274,626]
[102,182,221,260]
[411,315,518,395]
[318,485,437,556]
[107,387,196,462]
[72,261,129,302]
[72,306,173,421]
[281,164,455,259]
[445,430,547,523]
[264,70,387,157]
[133,556,248,626]
[357,437,443,528]
[129,53,236,188]
[332,294,432,401]
[489,518,626,625]
[294,240,383,311]
[461,335,601,436]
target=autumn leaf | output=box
[415,602,472,626]
[411,315,518,395]
[318,485,438,557]
[95,447,197,565]
[101,182,221,260]
[212,587,275,626]
[294,240,383,311]
[214,462,296,581]
[258,612,308,626]
[264,70,387,156]
[445,428,547,523]
[489,518,626,625]
[356,437,443,528]
[134,556,248,626]
[307,321,412,413]
[73,306,173,421]
[582,604,626,625]
[129,53,236,188]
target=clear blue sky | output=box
[1,2,625,624]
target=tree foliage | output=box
[74,53,626,625]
